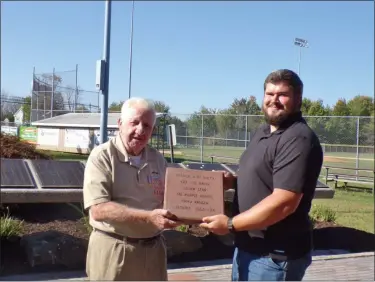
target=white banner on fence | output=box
[65,129,90,149]
[166,124,177,146]
[1,126,18,136]
[37,128,59,146]
[94,129,118,146]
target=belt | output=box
[238,247,308,261]
[94,229,160,245]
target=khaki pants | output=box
[86,230,167,281]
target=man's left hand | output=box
[199,214,229,235]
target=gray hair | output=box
[120,97,156,125]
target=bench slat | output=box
[323,166,374,173]
[327,174,374,179]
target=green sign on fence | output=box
[19,126,37,144]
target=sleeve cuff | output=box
[84,197,110,210]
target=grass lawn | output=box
[313,188,374,234]
[41,150,89,161]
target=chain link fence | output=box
[31,66,99,122]
[165,113,374,174]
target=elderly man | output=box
[200,69,323,281]
[83,97,179,281]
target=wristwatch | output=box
[227,217,236,233]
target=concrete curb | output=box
[1,252,373,281]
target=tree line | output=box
[108,95,374,147]
[2,83,373,147]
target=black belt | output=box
[95,229,160,244]
[238,246,309,261]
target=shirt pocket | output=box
[146,164,165,202]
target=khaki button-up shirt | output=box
[83,135,167,238]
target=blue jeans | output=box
[231,248,312,281]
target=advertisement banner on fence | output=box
[64,129,90,149]
[19,126,37,143]
[37,128,59,146]
[94,129,118,146]
[1,125,18,136]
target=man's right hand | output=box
[149,209,181,230]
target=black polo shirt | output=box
[233,111,323,259]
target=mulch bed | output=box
[1,203,374,277]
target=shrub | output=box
[0,133,51,159]
[0,213,24,238]
[176,225,189,232]
[310,204,337,223]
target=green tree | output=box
[154,101,170,114]
[108,101,122,112]
[324,98,354,144]
[185,106,217,145]
[226,96,262,141]
[215,108,236,140]
[22,96,31,123]
[304,100,331,143]
[301,98,313,115]
[347,95,374,116]
[346,95,374,147]
[332,98,350,116]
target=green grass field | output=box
[174,145,374,170]
[313,186,374,233]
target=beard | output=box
[262,102,290,126]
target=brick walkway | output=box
[1,252,373,281]
[168,253,375,281]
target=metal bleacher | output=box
[0,159,335,204]
[178,162,335,201]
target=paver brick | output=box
[178,255,374,281]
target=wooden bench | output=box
[323,166,374,192]
[209,155,239,164]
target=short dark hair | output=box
[263,69,303,97]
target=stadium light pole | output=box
[128,0,135,99]
[99,0,112,144]
[294,37,309,76]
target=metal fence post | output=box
[244,115,248,148]
[51,68,55,118]
[200,115,204,163]
[30,67,35,122]
[74,64,78,113]
[355,117,360,179]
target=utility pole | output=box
[128,0,135,99]
[98,0,112,144]
[294,37,309,76]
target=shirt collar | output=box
[262,111,305,135]
[114,135,149,164]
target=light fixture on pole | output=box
[294,37,309,76]
[128,0,135,99]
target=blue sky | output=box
[1,1,374,114]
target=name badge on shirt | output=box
[148,171,164,200]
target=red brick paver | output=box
[168,273,200,281]
[167,253,374,281]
